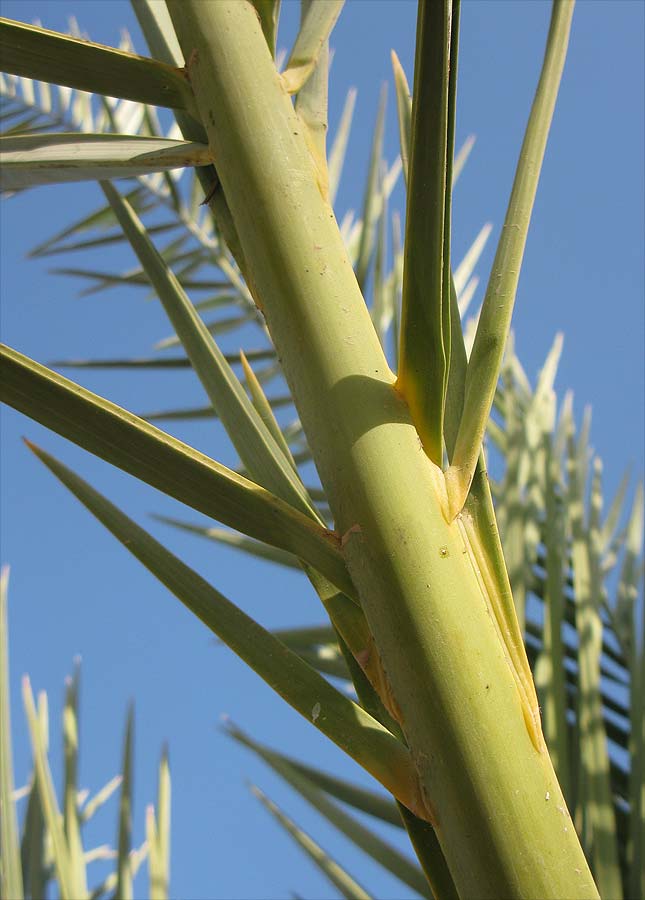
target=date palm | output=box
[0,1,642,898]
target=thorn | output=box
[200,173,220,206]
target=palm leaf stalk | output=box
[157,1,595,896]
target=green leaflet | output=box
[227,718,401,822]
[101,181,318,521]
[26,441,429,821]
[0,17,198,116]
[250,785,373,900]
[0,344,354,598]
[229,724,431,897]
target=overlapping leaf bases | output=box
[0,4,643,898]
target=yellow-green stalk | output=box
[167,2,598,895]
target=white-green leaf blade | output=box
[497,354,528,630]
[22,677,78,900]
[616,482,644,645]
[453,222,492,297]
[535,433,571,803]
[624,483,644,900]
[354,84,387,292]
[630,581,645,900]
[139,401,285,424]
[49,350,275,370]
[456,275,479,317]
[371,163,390,348]
[49,355,196,370]
[328,87,356,206]
[390,50,411,185]
[131,0,184,67]
[567,431,623,899]
[271,628,348,680]
[80,775,123,824]
[19,757,47,899]
[0,133,211,190]
[147,746,170,900]
[27,186,152,258]
[62,663,88,899]
[599,467,631,558]
[27,221,179,258]
[0,567,24,900]
[154,516,301,570]
[452,133,475,185]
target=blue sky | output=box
[1,2,643,898]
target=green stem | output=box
[166,2,598,896]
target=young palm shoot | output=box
[445,0,575,519]
[397,0,457,467]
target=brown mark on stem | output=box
[184,48,199,82]
[341,523,362,547]
[411,749,440,827]
[355,632,404,726]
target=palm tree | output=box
[0,1,642,897]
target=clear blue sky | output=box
[1,2,643,898]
